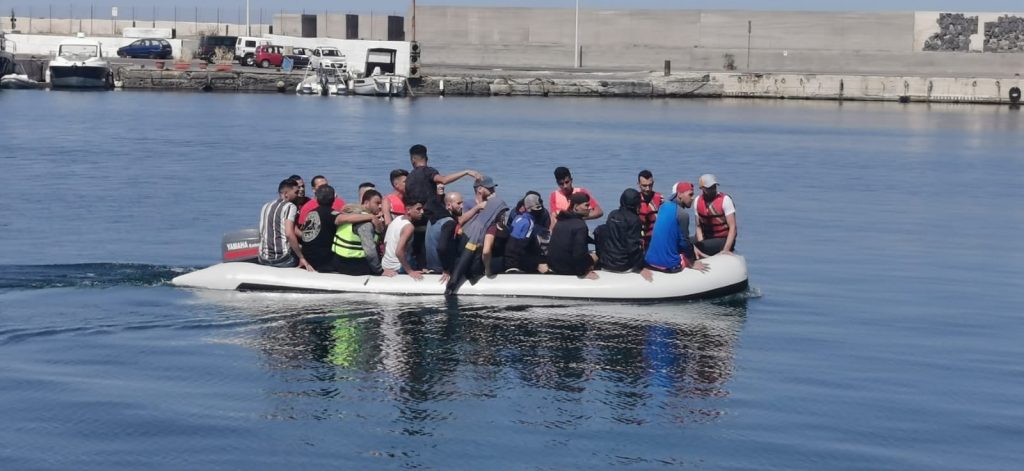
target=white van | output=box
[235,36,269,67]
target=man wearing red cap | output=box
[644,181,707,273]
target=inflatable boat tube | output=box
[172,253,748,301]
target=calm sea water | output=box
[1,90,1022,470]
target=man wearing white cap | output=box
[694,174,737,256]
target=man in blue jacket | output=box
[644,182,708,273]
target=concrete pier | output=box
[10,56,1021,104]
[409,66,1023,104]
[115,67,301,93]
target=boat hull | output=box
[172,253,749,301]
[351,77,406,96]
[49,65,111,89]
[1,75,44,89]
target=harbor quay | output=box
[13,62,1018,105]
[3,6,1024,104]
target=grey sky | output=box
[3,1,1022,18]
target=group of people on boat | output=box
[256,144,737,292]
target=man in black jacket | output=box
[548,192,599,279]
[594,189,654,282]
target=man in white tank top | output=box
[382,197,426,280]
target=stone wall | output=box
[923,13,978,52]
[409,7,1024,77]
[984,15,1024,52]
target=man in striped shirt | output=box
[259,178,314,271]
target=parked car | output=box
[308,47,348,70]
[235,36,270,67]
[290,47,312,64]
[116,38,173,59]
[254,45,311,69]
[197,35,237,63]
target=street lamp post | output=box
[573,0,580,68]
[246,0,250,36]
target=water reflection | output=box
[210,293,748,432]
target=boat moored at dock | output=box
[47,33,112,89]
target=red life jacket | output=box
[638,192,662,248]
[386,192,406,216]
[696,192,733,239]
[549,187,588,216]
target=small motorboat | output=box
[1,63,44,89]
[47,33,113,89]
[350,73,407,97]
[349,48,407,97]
[296,65,347,96]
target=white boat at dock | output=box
[296,66,348,96]
[47,33,112,89]
[349,48,407,97]
[350,73,407,97]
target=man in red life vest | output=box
[636,169,663,252]
[694,174,737,256]
[382,169,407,226]
[549,166,603,230]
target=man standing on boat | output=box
[645,182,707,273]
[259,178,314,271]
[405,144,481,222]
[637,170,663,252]
[694,174,737,257]
[549,167,603,230]
[405,144,481,267]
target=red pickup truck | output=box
[254,45,310,69]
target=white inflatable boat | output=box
[172,253,748,301]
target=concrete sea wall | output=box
[414,73,1022,104]
[412,7,1024,77]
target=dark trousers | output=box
[335,256,372,276]
[695,238,735,256]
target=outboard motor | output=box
[1010,86,1021,105]
[222,228,260,262]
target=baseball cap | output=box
[523,194,543,211]
[474,175,498,189]
[672,181,694,194]
[699,174,719,188]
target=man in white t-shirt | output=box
[694,174,737,257]
[382,197,426,280]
